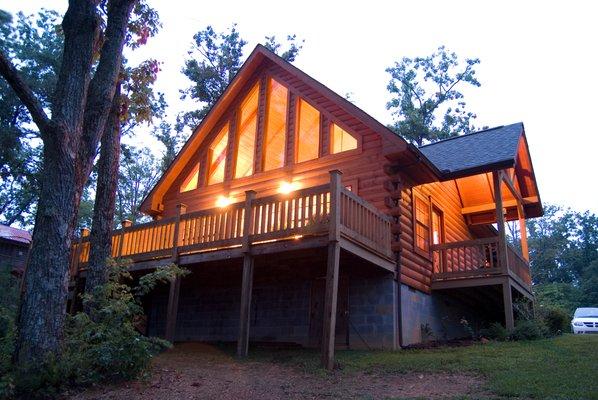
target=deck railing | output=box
[69,178,393,274]
[431,237,531,286]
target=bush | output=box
[480,322,509,341]
[542,307,570,336]
[6,259,188,399]
[511,319,548,341]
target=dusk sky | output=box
[3,0,597,213]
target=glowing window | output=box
[263,79,288,171]
[180,163,200,192]
[207,124,228,185]
[330,123,357,154]
[234,84,259,178]
[295,98,320,163]
[414,195,430,253]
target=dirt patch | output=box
[69,343,488,400]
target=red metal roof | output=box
[0,224,32,244]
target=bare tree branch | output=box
[0,51,51,132]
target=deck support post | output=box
[322,170,342,370]
[492,171,509,273]
[165,203,186,343]
[502,280,515,331]
[165,275,181,342]
[237,190,256,358]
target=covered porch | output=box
[430,167,538,329]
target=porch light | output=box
[278,181,298,195]
[216,195,232,208]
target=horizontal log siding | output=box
[400,180,474,293]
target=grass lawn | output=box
[248,335,598,399]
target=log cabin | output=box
[68,45,542,369]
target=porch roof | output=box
[418,123,523,179]
[417,123,543,221]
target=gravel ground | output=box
[70,343,488,400]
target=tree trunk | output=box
[14,126,79,364]
[84,83,122,304]
[3,0,137,366]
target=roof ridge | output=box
[418,122,522,148]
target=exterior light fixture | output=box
[216,195,232,208]
[278,181,298,195]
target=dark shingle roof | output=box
[418,123,524,177]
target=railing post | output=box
[492,171,509,273]
[238,190,256,357]
[165,203,186,344]
[322,170,342,370]
[171,203,187,262]
[118,219,132,258]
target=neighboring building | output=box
[69,45,542,368]
[0,224,31,276]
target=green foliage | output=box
[386,46,481,146]
[2,259,188,399]
[534,282,582,313]
[0,9,61,227]
[115,146,161,224]
[511,319,548,341]
[541,307,570,335]
[176,24,303,133]
[0,265,18,393]
[479,322,509,341]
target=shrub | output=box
[480,322,509,341]
[511,319,548,341]
[542,307,570,336]
[7,259,188,399]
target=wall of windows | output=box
[187,76,360,189]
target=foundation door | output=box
[308,276,349,347]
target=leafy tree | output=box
[115,145,161,224]
[0,10,62,227]
[175,24,303,134]
[528,204,598,311]
[386,46,481,146]
[0,0,139,366]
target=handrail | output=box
[69,179,394,272]
[431,237,531,286]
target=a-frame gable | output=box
[141,45,410,216]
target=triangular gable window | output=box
[234,83,259,178]
[296,98,320,163]
[330,123,357,154]
[207,124,228,185]
[263,78,288,171]
[180,163,200,192]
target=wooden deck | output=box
[430,237,532,294]
[69,177,395,275]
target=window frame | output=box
[412,190,432,258]
[329,121,360,155]
[206,122,229,186]
[262,77,289,172]
[294,97,321,164]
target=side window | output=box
[234,83,259,178]
[263,78,288,171]
[413,193,430,255]
[330,123,357,154]
[295,98,320,163]
[180,163,200,193]
[207,124,229,185]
